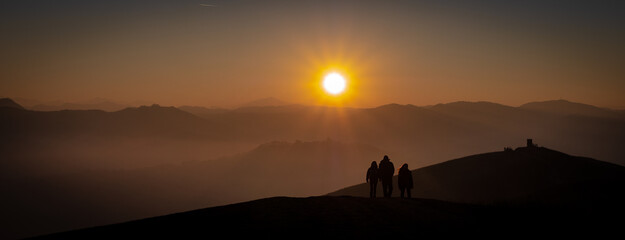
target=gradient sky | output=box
[1,0,624,108]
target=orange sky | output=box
[1,0,624,108]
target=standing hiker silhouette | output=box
[378,155,395,198]
[398,163,413,198]
[366,161,379,198]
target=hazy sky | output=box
[1,0,624,108]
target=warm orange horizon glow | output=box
[2,1,624,109]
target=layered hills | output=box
[2,98,625,238]
[2,98,625,175]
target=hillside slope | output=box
[36,196,623,239]
[329,147,625,206]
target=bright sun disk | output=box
[323,72,346,95]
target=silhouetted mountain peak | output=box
[120,104,178,112]
[114,104,201,121]
[372,103,424,112]
[432,101,511,109]
[0,98,25,109]
[520,99,618,118]
[374,103,404,108]
[429,101,522,116]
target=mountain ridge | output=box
[2,97,624,168]
[328,146,625,206]
[0,98,25,109]
[520,99,624,118]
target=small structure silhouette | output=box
[366,161,379,198]
[398,163,413,198]
[378,155,395,198]
[524,138,540,152]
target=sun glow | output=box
[323,72,346,95]
[308,64,358,106]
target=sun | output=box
[322,72,346,95]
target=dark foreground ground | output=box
[33,196,623,239]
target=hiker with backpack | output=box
[398,163,413,198]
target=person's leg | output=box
[369,182,375,198]
[382,182,388,197]
[400,187,405,198]
[407,188,411,198]
[382,181,391,197]
[373,181,377,198]
[389,180,393,197]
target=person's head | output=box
[371,161,377,169]
[401,163,408,169]
[383,155,390,161]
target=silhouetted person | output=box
[378,155,395,197]
[366,161,379,198]
[398,163,413,198]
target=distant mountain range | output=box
[2,97,625,238]
[2,97,625,172]
[8,98,132,112]
[6,97,293,112]
[178,97,293,118]
[520,99,625,119]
